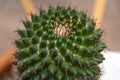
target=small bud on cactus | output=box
[15,6,106,80]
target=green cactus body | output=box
[15,6,106,80]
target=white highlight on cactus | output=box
[54,24,69,36]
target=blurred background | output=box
[0,0,120,53]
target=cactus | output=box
[15,6,106,80]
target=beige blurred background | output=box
[0,0,120,53]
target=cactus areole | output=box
[15,6,106,80]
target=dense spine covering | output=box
[15,6,106,80]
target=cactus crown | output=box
[15,6,106,80]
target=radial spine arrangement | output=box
[15,6,106,80]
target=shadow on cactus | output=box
[15,6,106,80]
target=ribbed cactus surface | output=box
[15,6,106,80]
